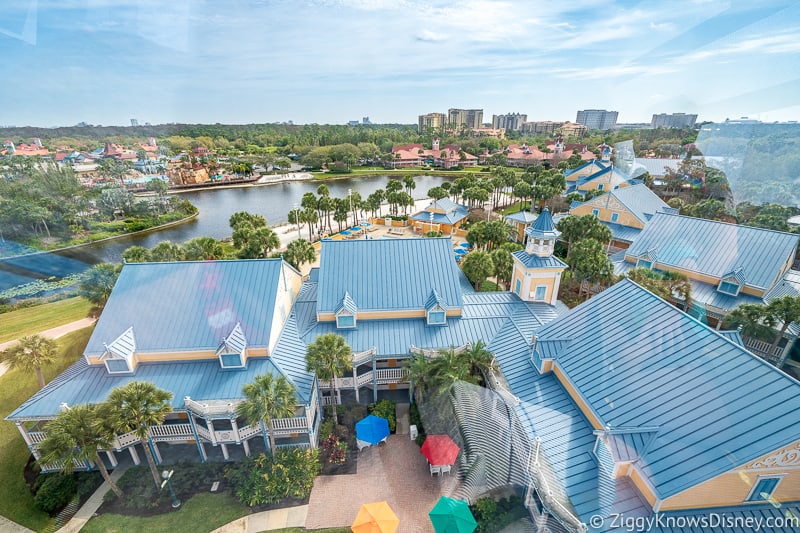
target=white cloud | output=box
[416,29,447,42]
[681,31,800,62]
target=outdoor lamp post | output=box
[161,469,181,508]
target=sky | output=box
[2,0,800,127]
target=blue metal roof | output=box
[316,238,464,314]
[504,210,537,224]
[598,222,641,244]
[564,160,608,177]
[633,158,682,177]
[335,291,358,315]
[85,260,285,356]
[269,312,315,403]
[511,250,568,269]
[8,356,293,420]
[525,208,560,239]
[425,288,447,311]
[592,184,670,225]
[410,209,469,225]
[625,212,800,291]
[533,278,800,499]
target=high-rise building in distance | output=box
[448,108,483,130]
[651,113,698,129]
[492,113,527,131]
[418,112,446,133]
[575,109,619,130]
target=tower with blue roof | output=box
[509,208,567,305]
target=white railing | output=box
[486,370,520,406]
[239,424,262,440]
[28,431,47,444]
[115,430,139,449]
[352,347,376,366]
[375,368,407,384]
[357,372,374,386]
[184,397,240,416]
[214,430,237,443]
[525,437,586,533]
[321,395,340,406]
[195,425,212,441]
[744,337,781,359]
[276,442,312,450]
[410,343,471,358]
[149,424,194,441]
[272,416,308,431]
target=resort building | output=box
[410,198,470,235]
[504,142,594,168]
[418,113,446,133]
[565,184,675,250]
[448,108,483,130]
[493,278,800,532]
[651,112,698,129]
[8,259,318,469]
[510,209,567,306]
[614,212,800,365]
[504,210,537,243]
[389,138,478,169]
[575,109,618,130]
[492,113,527,131]
[565,164,639,195]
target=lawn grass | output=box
[0,327,94,531]
[82,492,251,533]
[499,201,531,216]
[0,297,92,344]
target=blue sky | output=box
[2,0,799,127]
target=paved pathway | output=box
[55,467,126,533]
[305,435,461,532]
[0,515,36,533]
[0,317,96,377]
[210,505,308,533]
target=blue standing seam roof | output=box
[624,212,800,291]
[512,250,568,269]
[84,260,285,356]
[596,184,670,226]
[532,278,800,499]
[316,238,464,314]
[410,209,468,226]
[7,356,295,421]
[504,210,537,224]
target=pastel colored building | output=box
[510,208,568,306]
[410,198,470,235]
[389,137,478,169]
[614,211,800,366]
[566,184,675,249]
[504,210,537,243]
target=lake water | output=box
[0,175,450,292]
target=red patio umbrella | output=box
[420,434,460,466]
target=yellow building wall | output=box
[621,261,766,298]
[318,308,462,322]
[661,440,800,510]
[551,363,604,430]
[577,173,631,193]
[570,203,643,229]
[566,164,603,181]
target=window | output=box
[718,280,740,296]
[105,358,131,374]
[428,310,446,325]
[534,285,547,300]
[220,353,243,368]
[515,279,521,295]
[597,184,604,191]
[336,314,355,328]
[592,209,599,217]
[746,476,782,502]
[636,259,652,269]
[611,212,619,223]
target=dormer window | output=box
[335,292,358,329]
[217,323,247,369]
[100,326,136,375]
[636,259,652,269]
[636,249,657,270]
[718,280,740,296]
[425,288,448,326]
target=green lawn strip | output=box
[0,327,94,531]
[479,280,502,292]
[268,529,350,533]
[0,297,92,344]
[499,201,530,216]
[82,492,250,533]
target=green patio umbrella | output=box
[429,496,477,533]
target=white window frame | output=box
[534,285,547,301]
[718,279,741,296]
[427,309,446,325]
[105,357,132,374]
[336,313,356,329]
[219,352,245,369]
[636,258,653,269]
[611,212,619,223]
[746,475,784,502]
[592,208,599,217]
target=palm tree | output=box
[284,238,316,270]
[461,251,495,291]
[764,296,800,356]
[404,354,433,404]
[183,236,225,260]
[428,347,473,390]
[37,403,124,497]
[462,340,496,384]
[237,373,297,456]
[2,335,57,389]
[106,382,173,490]
[305,333,352,420]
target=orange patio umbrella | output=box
[351,501,400,533]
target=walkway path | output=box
[210,506,308,533]
[0,515,36,533]
[0,317,96,378]
[55,468,126,533]
[305,435,461,532]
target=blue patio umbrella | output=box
[454,248,467,255]
[459,242,470,248]
[340,230,352,235]
[360,222,372,226]
[356,415,390,445]
[350,226,362,231]
[322,237,333,241]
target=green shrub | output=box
[226,448,320,507]
[368,400,396,432]
[471,495,526,533]
[34,473,77,514]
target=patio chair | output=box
[357,439,372,451]
[440,464,451,475]
[430,464,441,476]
